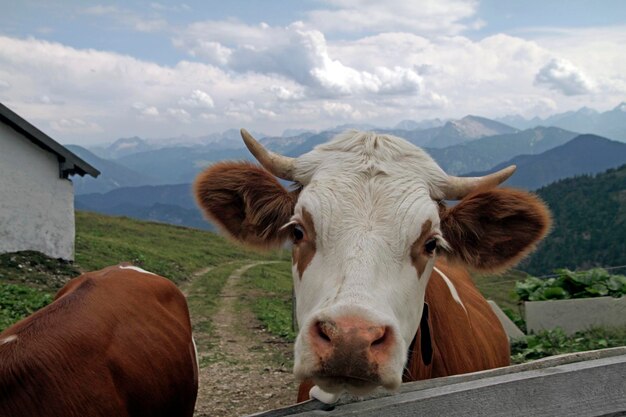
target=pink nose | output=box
[309,316,394,382]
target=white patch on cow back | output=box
[118,265,157,276]
[0,335,17,345]
[433,266,467,314]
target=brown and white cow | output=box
[194,129,551,403]
[0,265,198,417]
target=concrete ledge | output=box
[526,296,626,335]
[250,347,626,417]
[487,300,525,340]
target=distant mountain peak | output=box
[394,118,445,131]
[496,102,626,142]
[446,115,517,137]
[576,106,598,116]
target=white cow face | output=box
[194,130,551,398]
[287,133,449,394]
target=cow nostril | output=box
[371,326,390,348]
[316,321,332,343]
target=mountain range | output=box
[67,145,158,194]
[72,123,578,192]
[75,183,213,231]
[497,102,626,142]
[426,126,577,174]
[74,133,626,235]
[470,134,626,190]
[67,103,626,275]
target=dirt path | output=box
[191,262,298,417]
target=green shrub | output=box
[515,268,626,301]
[511,327,626,363]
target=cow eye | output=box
[424,238,438,255]
[293,224,305,243]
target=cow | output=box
[194,129,551,403]
[0,264,198,417]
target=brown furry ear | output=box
[193,161,297,248]
[440,188,551,273]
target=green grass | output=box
[75,211,283,284]
[473,269,528,312]
[240,261,296,342]
[0,211,287,332]
[0,251,78,332]
[0,283,53,331]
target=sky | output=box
[1,0,625,145]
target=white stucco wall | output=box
[0,122,75,260]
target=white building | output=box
[0,103,99,260]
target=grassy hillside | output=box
[524,164,626,274]
[0,211,285,331]
[75,183,213,231]
[74,211,284,282]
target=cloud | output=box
[82,5,118,15]
[166,107,191,122]
[322,102,362,119]
[132,101,161,117]
[269,85,305,101]
[39,95,64,105]
[306,0,479,35]
[141,106,159,116]
[150,2,191,12]
[50,117,102,134]
[81,5,168,33]
[179,89,215,109]
[2,17,626,145]
[0,32,555,142]
[534,58,594,96]
[174,22,423,97]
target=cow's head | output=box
[194,130,550,397]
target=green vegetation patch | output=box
[253,298,296,341]
[515,268,626,301]
[75,211,282,283]
[0,283,53,332]
[511,327,626,364]
[240,262,296,342]
[1,212,288,333]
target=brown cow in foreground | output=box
[0,265,198,417]
[195,129,551,403]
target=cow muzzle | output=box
[304,315,401,395]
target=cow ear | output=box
[194,161,297,249]
[440,188,551,273]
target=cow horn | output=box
[442,165,516,200]
[240,128,296,180]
